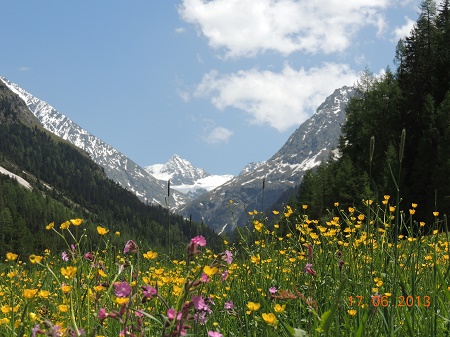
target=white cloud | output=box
[18,66,31,71]
[175,27,186,33]
[178,0,390,58]
[392,16,415,42]
[195,63,358,132]
[203,126,234,143]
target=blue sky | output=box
[1,0,422,175]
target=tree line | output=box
[295,0,450,229]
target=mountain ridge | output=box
[0,76,189,208]
[179,86,356,231]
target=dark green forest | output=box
[0,81,221,258]
[296,0,450,229]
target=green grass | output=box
[0,197,449,337]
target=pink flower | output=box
[223,250,233,264]
[167,308,182,321]
[221,270,229,281]
[305,263,317,277]
[208,331,223,337]
[269,286,278,294]
[98,308,108,320]
[61,251,69,262]
[142,285,157,299]
[224,300,234,310]
[123,240,139,254]
[201,273,210,283]
[115,281,132,297]
[191,235,206,247]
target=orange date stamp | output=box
[349,295,431,307]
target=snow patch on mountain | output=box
[145,154,233,198]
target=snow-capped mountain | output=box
[145,154,233,199]
[0,76,188,207]
[180,86,356,232]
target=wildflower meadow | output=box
[0,196,449,336]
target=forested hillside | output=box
[0,81,221,257]
[296,0,450,227]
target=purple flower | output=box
[61,251,69,262]
[32,324,44,337]
[191,235,207,247]
[305,263,317,277]
[192,295,208,311]
[223,250,233,264]
[269,287,278,294]
[142,285,157,299]
[221,270,229,282]
[208,331,223,337]
[115,281,132,297]
[83,252,94,261]
[224,300,234,310]
[123,240,139,254]
[98,308,108,320]
[195,311,208,325]
[167,308,182,321]
[201,273,210,283]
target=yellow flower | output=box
[409,209,415,215]
[29,312,38,321]
[250,254,261,264]
[38,290,50,299]
[115,231,121,236]
[253,220,263,232]
[348,309,357,316]
[6,252,18,261]
[58,304,69,313]
[29,255,43,264]
[46,222,54,230]
[61,266,77,279]
[116,297,129,305]
[203,266,219,277]
[262,312,278,325]
[302,204,308,209]
[420,222,425,227]
[0,318,10,325]
[334,202,339,207]
[97,226,109,235]
[433,211,439,217]
[1,305,12,314]
[61,285,72,293]
[23,289,38,299]
[60,221,70,229]
[246,302,261,312]
[348,207,355,213]
[272,210,279,215]
[94,285,106,292]
[143,251,158,260]
[70,218,83,226]
[274,304,286,313]
[98,269,107,277]
[411,203,418,208]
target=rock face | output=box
[0,76,188,207]
[179,86,356,232]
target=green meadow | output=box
[1,196,448,337]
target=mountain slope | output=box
[180,86,356,232]
[0,80,222,256]
[0,76,188,207]
[145,154,233,198]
